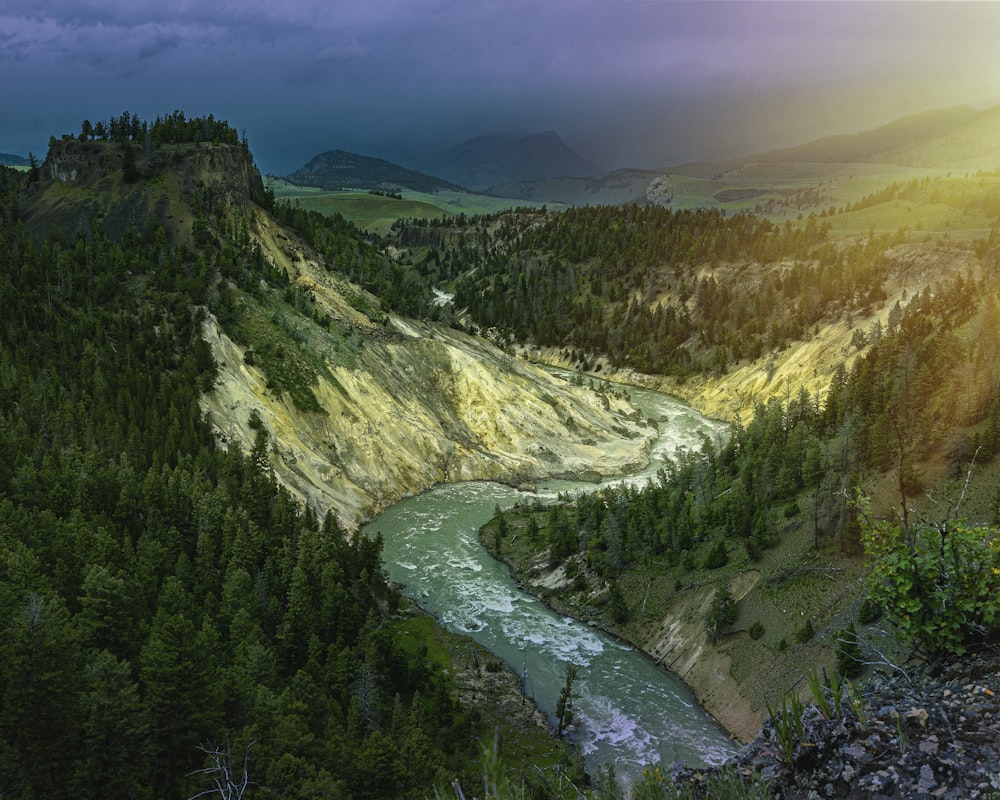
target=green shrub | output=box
[858,597,883,625]
[607,582,630,624]
[858,492,1000,656]
[749,620,765,640]
[703,538,729,570]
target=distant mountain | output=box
[0,152,30,167]
[672,105,1000,176]
[419,131,596,192]
[286,150,462,193]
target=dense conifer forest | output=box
[6,109,1000,799]
[0,152,529,799]
[399,205,904,376]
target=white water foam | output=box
[501,614,605,666]
[447,554,484,572]
[575,693,660,765]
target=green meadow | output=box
[271,178,559,234]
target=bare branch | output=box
[187,741,255,800]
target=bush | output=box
[607,582,630,624]
[703,538,729,570]
[795,618,815,644]
[749,620,765,640]
[859,492,1000,656]
[858,597,883,625]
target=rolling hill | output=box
[742,104,1000,170]
[285,148,462,193]
[0,152,29,167]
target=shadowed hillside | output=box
[286,148,463,193]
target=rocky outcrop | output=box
[202,209,656,529]
[21,138,265,243]
[672,648,1000,799]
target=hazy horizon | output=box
[3,1,999,175]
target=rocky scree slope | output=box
[203,274,657,528]
[671,648,1000,799]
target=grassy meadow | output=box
[270,177,559,234]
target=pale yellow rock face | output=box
[202,315,654,529]
[200,217,656,530]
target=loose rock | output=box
[669,646,1000,798]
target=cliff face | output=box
[21,138,266,243]
[204,209,657,528]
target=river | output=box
[363,376,736,785]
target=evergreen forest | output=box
[0,146,555,799]
[5,110,1000,800]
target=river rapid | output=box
[363,376,736,785]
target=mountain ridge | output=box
[285,149,463,193]
[461,104,1000,207]
[671,103,1000,178]
[0,152,29,167]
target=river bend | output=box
[364,378,735,783]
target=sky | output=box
[2,1,1000,175]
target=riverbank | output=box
[479,501,862,745]
[393,600,589,789]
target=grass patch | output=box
[389,613,453,673]
[221,290,327,412]
[271,178,561,232]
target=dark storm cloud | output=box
[138,31,182,61]
[1,1,999,174]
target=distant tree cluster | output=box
[273,201,434,318]
[73,110,244,149]
[399,204,904,378]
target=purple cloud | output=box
[0,1,998,174]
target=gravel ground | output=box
[671,645,1000,799]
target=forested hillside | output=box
[485,249,1000,587]
[415,187,1000,744]
[0,120,578,799]
[395,204,912,377]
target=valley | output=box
[270,177,560,235]
[2,105,1000,799]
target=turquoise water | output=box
[364,379,735,783]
